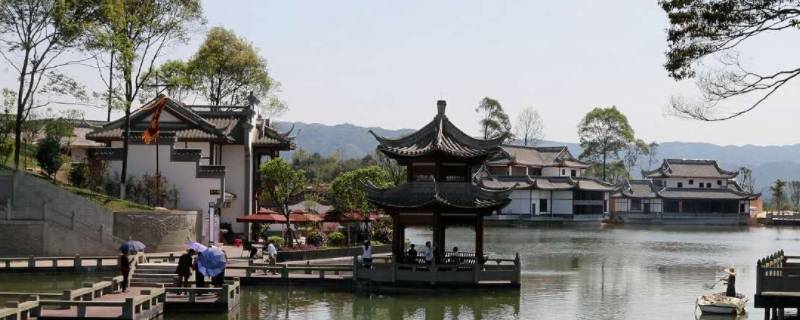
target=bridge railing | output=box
[38,287,165,320]
[228,264,352,279]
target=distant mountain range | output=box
[275,121,800,196]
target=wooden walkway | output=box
[755,250,800,320]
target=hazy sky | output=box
[3,0,799,146]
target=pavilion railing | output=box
[354,253,521,285]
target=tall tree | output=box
[646,142,660,170]
[788,181,800,211]
[737,167,756,194]
[475,97,512,141]
[99,0,204,198]
[0,0,96,170]
[188,26,285,116]
[622,139,650,178]
[139,59,193,102]
[660,0,800,120]
[577,106,635,182]
[329,166,394,213]
[771,179,787,211]
[259,158,306,247]
[514,107,543,146]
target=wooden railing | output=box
[0,252,147,271]
[38,288,165,320]
[755,250,800,295]
[164,280,241,305]
[354,253,521,285]
[228,263,352,280]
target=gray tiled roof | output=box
[366,181,512,211]
[368,102,505,160]
[615,179,759,200]
[480,176,614,192]
[489,145,589,168]
[644,159,738,179]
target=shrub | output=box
[268,236,285,248]
[370,217,393,244]
[328,231,346,246]
[35,135,64,179]
[306,231,326,247]
[69,162,88,187]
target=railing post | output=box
[52,258,58,268]
[513,252,521,285]
[5,199,10,220]
[98,225,104,242]
[319,270,325,280]
[70,211,75,230]
[96,258,103,270]
[28,255,35,269]
[305,261,311,274]
[246,266,252,277]
[74,255,81,269]
[189,290,196,303]
[169,253,175,263]
[352,255,359,280]
[391,256,397,283]
[757,259,763,295]
[281,264,288,279]
[220,284,229,304]
[122,298,134,320]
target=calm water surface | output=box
[3,225,800,319]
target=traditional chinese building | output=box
[362,100,520,286]
[612,159,759,225]
[86,95,293,242]
[479,145,614,223]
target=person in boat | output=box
[723,267,736,297]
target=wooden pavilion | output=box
[359,100,520,286]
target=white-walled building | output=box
[86,95,293,241]
[612,159,759,225]
[480,145,613,222]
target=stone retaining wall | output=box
[114,211,201,252]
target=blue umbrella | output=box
[197,246,227,277]
[186,241,208,253]
[119,240,146,252]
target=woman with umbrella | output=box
[117,240,144,293]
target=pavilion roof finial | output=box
[436,100,446,116]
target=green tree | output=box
[475,97,512,141]
[260,158,306,247]
[578,106,635,182]
[97,0,204,198]
[771,179,787,211]
[35,119,72,179]
[188,26,286,117]
[329,166,394,213]
[622,139,650,178]
[788,181,800,211]
[139,59,193,102]
[660,0,800,120]
[0,0,96,171]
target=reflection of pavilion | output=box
[359,100,520,286]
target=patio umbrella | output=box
[119,240,146,252]
[186,241,208,253]
[236,210,287,223]
[197,246,227,277]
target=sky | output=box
[2,0,799,146]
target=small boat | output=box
[696,292,747,315]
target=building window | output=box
[689,179,694,185]
[706,183,712,188]
[571,170,577,177]
[699,184,704,189]
[561,169,566,176]
[631,199,642,211]
[677,182,683,188]
[717,180,722,185]
[539,199,549,212]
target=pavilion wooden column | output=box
[475,215,484,262]
[392,217,402,258]
[433,211,445,263]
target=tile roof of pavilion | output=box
[365,181,512,212]
[488,145,590,168]
[368,100,506,161]
[614,179,759,200]
[479,176,614,192]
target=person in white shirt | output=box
[362,240,373,268]
[424,241,433,265]
[266,240,278,275]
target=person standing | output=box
[118,250,131,293]
[424,241,434,265]
[266,240,278,275]
[211,250,227,287]
[193,251,205,288]
[175,249,195,294]
[723,267,737,297]
[406,244,418,264]
[362,241,373,269]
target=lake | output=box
[2,225,798,319]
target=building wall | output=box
[657,177,730,189]
[542,167,582,177]
[221,145,246,233]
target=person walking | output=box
[193,251,205,288]
[175,249,195,294]
[406,244,418,264]
[362,241,373,269]
[266,240,278,275]
[118,250,132,293]
[723,267,737,297]
[424,241,434,265]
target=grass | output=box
[60,184,154,212]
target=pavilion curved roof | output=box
[365,181,512,213]
[368,101,506,161]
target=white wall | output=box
[658,178,729,189]
[220,145,246,233]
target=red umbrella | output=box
[236,208,287,223]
